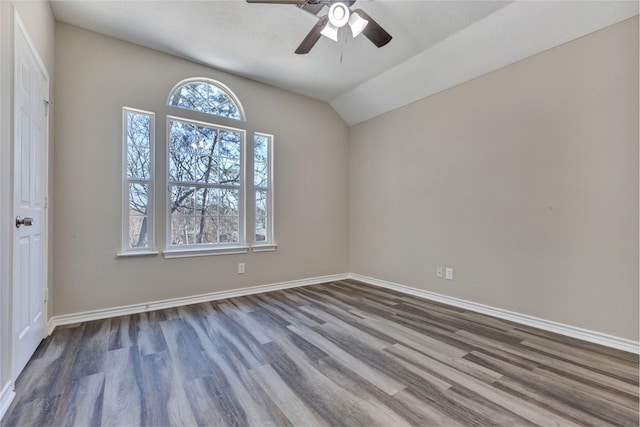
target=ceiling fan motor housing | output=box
[327,2,350,28]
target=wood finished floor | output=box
[2,280,639,426]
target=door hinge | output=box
[43,99,53,116]
[44,288,49,303]
[44,196,48,208]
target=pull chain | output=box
[339,26,348,64]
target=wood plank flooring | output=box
[2,279,638,426]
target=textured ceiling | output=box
[50,0,638,125]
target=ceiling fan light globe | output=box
[348,12,368,37]
[320,22,339,42]
[327,2,350,28]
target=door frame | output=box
[10,8,50,382]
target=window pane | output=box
[220,131,241,158]
[171,215,195,246]
[129,216,148,248]
[129,183,148,216]
[127,145,151,180]
[218,101,239,119]
[169,120,196,152]
[255,216,266,242]
[254,161,267,187]
[219,189,239,216]
[170,186,195,216]
[169,152,195,183]
[195,155,219,184]
[255,179,268,242]
[194,126,218,155]
[219,217,239,243]
[255,190,267,216]
[170,82,206,111]
[127,112,150,148]
[128,183,149,249]
[194,216,218,244]
[168,81,242,120]
[219,157,240,184]
[195,187,219,216]
[254,135,268,163]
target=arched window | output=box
[120,78,275,258]
[167,78,245,120]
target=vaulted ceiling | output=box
[51,0,638,125]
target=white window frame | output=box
[163,115,248,258]
[119,107,157,257]
[252,132,276,252]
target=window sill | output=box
[117,250,159,258]
[163,246,250,259]
[251,243,278,253]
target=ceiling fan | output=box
[246,0,392,54]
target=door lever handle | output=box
[15,216,33,228]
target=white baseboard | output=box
[0,381,15,422]
[45,271,639,355]
[349,273,640,355]
[47,273,349,333]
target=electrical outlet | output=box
[238,262,245,274]
[445,267,453,281]
[436,266,443,278]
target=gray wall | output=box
[48,15,640,344]
[349,17,639,341]
[0,0,55,405]
[53,23,349,315]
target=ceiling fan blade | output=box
[246,0,309,4]
[352,9,392,48]
[295,15,329,54]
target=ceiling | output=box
[50,0,638,125]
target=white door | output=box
[12,15,48,380]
